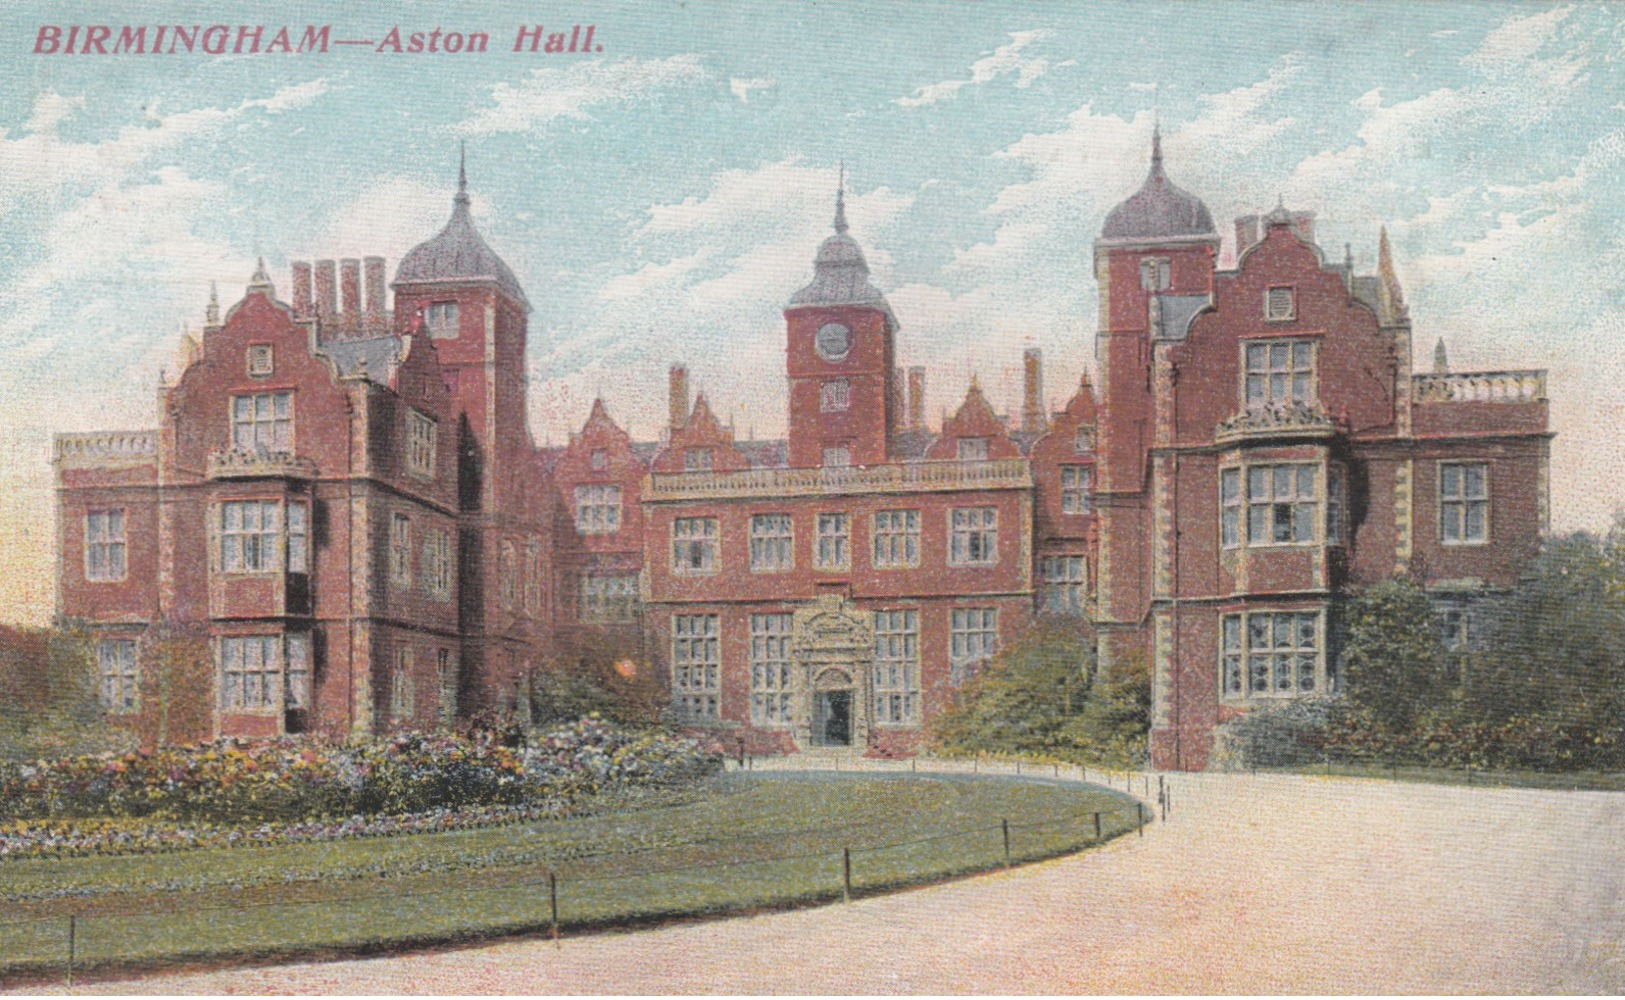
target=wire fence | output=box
[0,754,1169,985]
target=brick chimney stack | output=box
[290,261,313,316]
[363,256,386,325]
[669,365,689,432]
[907,366,926,432]
[339,258,362,318]
[314,260,336,319]
[1022,347,1046,435]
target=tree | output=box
[926,618,1151,764]
[1476,529,1625,736]
[1339,577,1451,732]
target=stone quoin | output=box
[53,136,1550,769]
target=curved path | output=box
[23,770,1625,994]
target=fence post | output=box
[66,914,76,987]
[1093,811,1102,840]
[1053,763,1059,778]
[1137,802,1144,837]
[843,847,852,902]
[549,872,559,944]
[1016,759,1022,776]
[1002,818,1011,867]
[911,757,916,773]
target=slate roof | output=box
[320,336,399,382]
[787,186,897,325]
[395,166,529,309]
[1100,130,1218,244]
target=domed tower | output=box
[784,175,900,469]
[393,151,532,513]
[1091,128,1220,678]
[392,152,545,721]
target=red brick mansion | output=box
[55,138,1551,769]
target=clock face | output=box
[815,322,852,361]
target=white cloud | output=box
[531,158,916,442]
[0,80,328,212]
[1179,56,1302,157]
[895,30,1053,108]
[729,77,774,103]
[458,55,708,135]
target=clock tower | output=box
[784,177,900,468]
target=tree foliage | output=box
[1339,577,1451,732]
[927,618,1148,767]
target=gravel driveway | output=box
[25,770,1625,994]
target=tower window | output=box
[406,411,437,478]
[425,302,459,338]
[820,379,851,413]
[1060,466,1093,514]
[1140,258,1171,291]
[957,437,989,461]
[822,445,851,468]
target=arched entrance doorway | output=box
[790,595,874,752]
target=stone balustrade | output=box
[1412,370,1546,404]
[645,457,1032,501]
[53,430,158,469]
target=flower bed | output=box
[0,719,720,860]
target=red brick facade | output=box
[55,144,1549,767]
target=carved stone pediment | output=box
[792,595,875,663]
[1214,401,1336,445]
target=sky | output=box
[0,1,1621,625]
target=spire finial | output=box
[454,143,470,207]
[1151,124,1163,167]
[248,258,272,294]
[1434,337,1449,374]
[206,281,220,326]
[833,161,849,234]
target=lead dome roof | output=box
[395,159,529,309]
[1099,130,1218,244]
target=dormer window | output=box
[590,449,608,471]
[957,437,989,461]
[684,448,713,472]
[425,302,459,339]
[1244,340,1315,409]
[247,344,274,377]
[1265,286,1296,322]
[1074,426,1094,454]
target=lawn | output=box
[0,771,1138,982]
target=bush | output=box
[0,718,720,828]
[928,619,1148,767]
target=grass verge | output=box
[1261,761,1625,791]
[0,771,1138,983]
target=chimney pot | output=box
[339,258,362,317]
[291,261,313,316]
[314,260,337,319]
[363,256,386,319]
[669,365,689,432]
[1022,347,1046,435]
[907,366,926,433]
